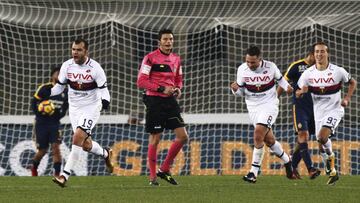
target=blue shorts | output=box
[33,123,62,150]
[292,104,315,135]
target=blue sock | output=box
[299,143,313,171]
[291,143,301,169]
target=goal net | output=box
[0,0,359,176]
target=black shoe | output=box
[284,161,295,179]
[156,170,178,185]
[243,172,257,183]
[149,179,160,186]
[309,167,321,180]
[52,175,67,188]
[292,168,302,179]
[327,170,339,185]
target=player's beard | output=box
[75,56,86,65]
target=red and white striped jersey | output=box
[298,63,351,121]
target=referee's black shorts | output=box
[143,95,185,133]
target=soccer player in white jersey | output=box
[42,39,114,187]
[230,45,295,183]
[296,42,356,185]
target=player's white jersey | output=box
[298,63,351,121]
[236,60,285,112]
[58,57,108,107]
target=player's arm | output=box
[59,90,69,118]
[137,55,174,95]
[340,68,357,107]
[31,96,42,117]
[32,85,46,117]
[231,66,245,96]
[96,66,111,111]
[274,65,293,95]
[276,63,294,97]
[295,72,309,98]
[51,64,67,96]
[173,60,183,98]
[40,65,67,99]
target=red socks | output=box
[160,141,183,172]
[148,144,157,180]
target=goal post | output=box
[0,0,359,176]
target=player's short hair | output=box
[307,45,314,55]
[158,29,173,40]
[312,41,329,53]
[73,38,89,50]
[246,45,261,57]
[50,66,60,76]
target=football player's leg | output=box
[32,149,47,176]
[298,130,312,169]
[145,98,165,184]
[148,133,161,184]
[160,115,187,173]
[51,143,62,177]
[291,105,302,172]
[265,130,295,179]
[49,128,62,177]
[62,128,88,179]
[32,125,49,176]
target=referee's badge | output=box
[297,123,302,129]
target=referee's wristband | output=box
[157,86,165,93]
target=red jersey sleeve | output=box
[174,58,183,89]
[137,54,159,91]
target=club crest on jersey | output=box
[77,81,83,89]
[67,73,93,80]
[263,71,268,74]
[319,87,326,94]
[86,69,91,73]
[256,84,261,91]
[244,76,271,82]
[328,72,332,76]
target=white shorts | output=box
[69,103,101,135]
[315,111,343,139]
[248,110,278,128]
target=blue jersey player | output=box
[277,48,321,179]
[31,67,68,177]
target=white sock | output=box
[62,145,82,180]
[270,141,290,163]
[250,146,264,176]
[322,139,333,155]
[90,141,108,158]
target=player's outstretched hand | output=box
[341,98,349,107]
[230,81,239,92]
[102,99,110,111]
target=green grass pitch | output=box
[0,175,359,203]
